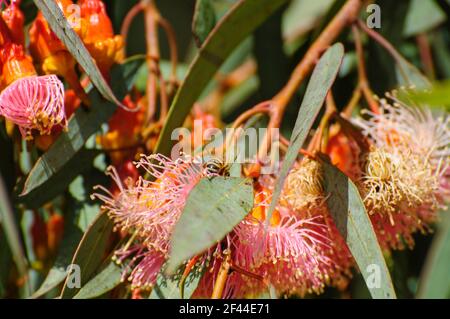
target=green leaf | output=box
[60,212,113,298]
[417,210,450,298]
[166,177,254,274]
[265,43,344,223]
[18,149,100,209]
[0,174,31,296]
[31,192,100,298]
[193,0,217,47]
[18,58,144,206]
[32,0,126,107]
[396,56,431,89]
[321,158,396,299]
[403,0,446,37]
[73,261,122,299]
[149,270,202,299]
[155,0,290,157]
[0,229,12,298]
[407,80,450,110]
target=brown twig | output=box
[352,24,379,113]
[342,85,362,117]
[144,1,161,124]
[120,2,144,48]
[158,16,179,85]
[416,33,435,80]
[253,0,363,167]
[357,19,404,63]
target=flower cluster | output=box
[92,88,449,298]
[93,153,354,298]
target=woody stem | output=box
[352,24,380,114]
[144,0,161,124]
[255,0,363,165]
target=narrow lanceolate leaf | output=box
[155,0,289,157]
[19,58,144,205]
[0,174,30,296]
[166,177,254,274]
[265,43,344,223]
[32,0,124,107]
[31,194,100,298]
[193,0,217,47]
[321,158,396,299]
[73,261,122,299]
[18,149,100,209]
[60,213,113,298]
[417,211,450,299]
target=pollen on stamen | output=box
[282,158,325,211]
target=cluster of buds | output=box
[0,0,124,141]
[78,0,124,76]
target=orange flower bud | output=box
[1,43,36,87]
[1,0,25,45]
[79,0,124,75]
[98,95,145,164]
[31,211,49,261]
[29,1,90,105]
[47,213,64,254]
[251,183,281,226]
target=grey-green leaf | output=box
[73,261,122,299]
[265,43,344,223]
[155,0,290,157]
[166,177,254,274]
[396,56,431,89]
[417,210,450,298]
[193,0,217,47]
[60,213,113,298]
[403,0,446,37]
[31,192,100,298]
[321,158,396,299]
[149,271,201,299]
[0,174,30,296]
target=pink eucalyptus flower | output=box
[92,153,219,289]
[0,74,66,138]
[113,244,165,289]
[92,154,214,254]
[233,211,335,297]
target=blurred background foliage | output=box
[1,0,450,298]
